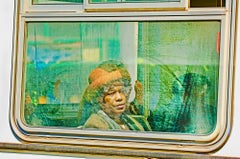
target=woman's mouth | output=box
[116,104,125,109]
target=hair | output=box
[78,60,132,125]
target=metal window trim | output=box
[10,0,236,154]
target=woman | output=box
[78,60,151,131]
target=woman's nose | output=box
[115,91,122,100]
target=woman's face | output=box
[101,82,127,118]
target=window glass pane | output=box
[89,0,179,4]
[190,0,225,7]
[33,0,82,4]
[24,21,220,135]
[138,21,220,134]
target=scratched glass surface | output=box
[23,21,220,134]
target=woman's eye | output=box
[119,90,125,93]
[107,91,115,95]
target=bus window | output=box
[11,0,235,155]
[83,0,188,11]
[23,21,220,136]
[190,0,225,7]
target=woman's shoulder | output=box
[83,113,109,130]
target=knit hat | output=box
[88,68,123,88]
[88,60,131,89]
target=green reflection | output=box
[138,21,219,134]
[24,21,220,135]
[33,0,82,4]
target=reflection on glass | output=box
[33,0,82,5]
[24,21,220,135]
[138,21,220,134]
